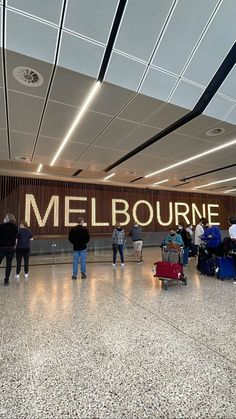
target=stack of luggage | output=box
[197,246,215,277]
[154,245,187,290]
[197,242,236,280]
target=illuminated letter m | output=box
[25,194,59,227]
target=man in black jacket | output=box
[68,217,90,279]
[0,213,18,285]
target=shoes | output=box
[233,281,236,285]
[121,263,125,267]
[4,281,9,286]
[112,263,116,267]
[81,273,87,279]
[15,274,19,279]
[25,273,28,278]
[136,261,141,264]
[71,275,77,280]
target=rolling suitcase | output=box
[198,255,215,276]
[215,256,236,280]
[154,261,187,290]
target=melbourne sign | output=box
[25,194,220,228]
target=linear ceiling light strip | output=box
[194,176,236,190]
[104,41,236,173]
[179,163,236,182]
[30,0,67,162]
[2,0,11,158]
[50,0,127,167]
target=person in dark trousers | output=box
[15,221,33,279]
[228,217,236,284]
[112,222,125,267]
[68,217,90,280]
[176,223,191,266]
[129,223,143,263]
[0,213,18,286]
[200,222,222,256]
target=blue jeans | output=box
[73,250,87,277]
[183,247,189,266]
[113,244,124,264]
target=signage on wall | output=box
[25,194,220,228]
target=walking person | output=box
[68,217,90,279]
[129,223,143,263]
[0,213,18,286]
[15,221,33,279]
[112,222,125,267]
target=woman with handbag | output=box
[112,222,125,267]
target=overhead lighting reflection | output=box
[145,139,236,178]
[50,81,101,166]
[104,173,115,181]
[37,163,43,173]
[193,176,236,189]
[224,188,236,193]
[152,179,169,186]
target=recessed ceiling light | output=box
[193,176,236,189]
[145,138,236,178]
[13,66,44,87]
[206,127,225,136]
[15,155,28,161]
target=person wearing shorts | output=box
[130,223,143,263]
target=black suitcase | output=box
[198,255,215,276]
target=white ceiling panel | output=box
[118,94,163,123]
[0,129,8,153]
[8,91,44,133]
[6,10,58,63]
[176,114,219,136]
[114,0,173,61]
[140,68,178,102]
[7,0,64,25]
[0,6,2,47]
[6,50,53,98]
[95,118,138,148]
[59,32,104,78]
[10,130,36,156]
[225,104,236,125]
[199,146,236,167]
[0,88,6,128]
[192,120,236,143]
[169,80,204,110]
[145,103,188,129]
[203,94,235,121]
[116,125,159,152]
[105,52,146,91]
[35,136,86,162]
[183,0,236,86]
[0,152,9,161]
[40,101,78,139]
[69,111,112,145]
[119,153,173,172]
[64,0,119,44]
[72,145,124,167]
[152,0,218,75]
[49,67,95,107]
[89,81,134,116]
[219,66,236,100]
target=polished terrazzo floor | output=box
[0,248,235,419]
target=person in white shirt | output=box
[228,217,236,284]
[194,217,208,253]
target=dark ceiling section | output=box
[30,0,67,161]
[104,41,236,173]
[129,176,144,183]
[2,0,10,158]
[72,168,83,177]
[98,0,128,82]
[180,163,236,182]
[174,181,191,187]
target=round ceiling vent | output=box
[13,66,44,87]
[206,127,225,137]
[15,155,28,161]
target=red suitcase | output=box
[154,261,187,290]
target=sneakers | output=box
[112,263,116,267]
[25,273,29,278]
[121,263,125,268]
[81,273,87,279]
[233,281,236,285]
[15,274,19,279]
[71,275,77,280]
[4,280,9,286]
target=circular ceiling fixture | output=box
[15,155,28,161]
[13,66,44,87]
[206,127,225,137]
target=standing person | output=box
[186,223,195,257]
[200,222,222,256]
[130,223,143,263]
[112,222,125,267]
[68,217,90,280]
[0,213,18,286]
[228,217,236,284]
[176,223,191,266]
[194,217,208,255]
[163,228,184,247]
[15,221,33,279]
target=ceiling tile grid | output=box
[0,88,6,128]
[6,10,59,63]
[140,68,178,102]
[8,90,44,134]
[0,129,8,153]
[6,0,64,25]
[203,94,236,120]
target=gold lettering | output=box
[133,200,153,226]
[91,197,109,226]
[112,199,130,226]
[156,201,173,226]
[175,202,190,225]
[191,203,206,225]
[207,204,219,225]
[25,194,59,227]
[65,197,87,227]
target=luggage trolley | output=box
[154,246,187,290]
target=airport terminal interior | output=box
[0,1,236,418]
